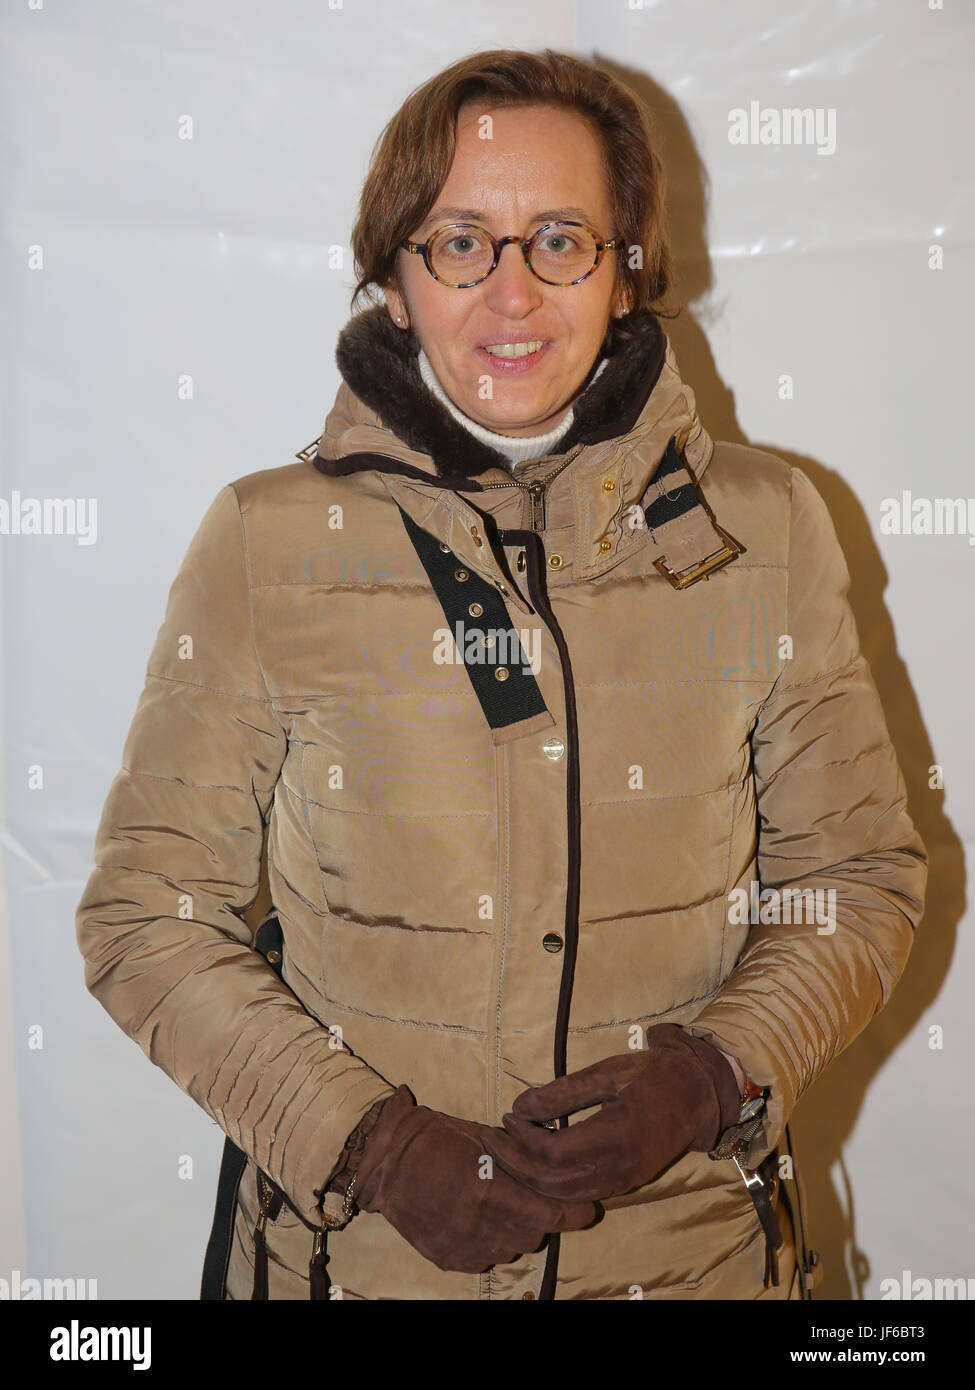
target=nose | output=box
[481,238,543,318]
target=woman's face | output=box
[384,102,628,439]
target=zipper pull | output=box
[528,480,546,533]
[730,1150,783,1286]
[252,1172,276,1300]
[309,1223,332,1300]
[255,1171,273,1240]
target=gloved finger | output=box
[535,1194,600,1233]
[418,1216,525,1275]
[489,1167,599,1231]
[491,1201,595,1260]
[482,1141,605,1216]
[509,1054,647,1121]
[437,1245,521,1274]
[479,1218,548,1257]
[444,1219,542,1271]
[484,1227,548,1262]
[500,1110,608,1169]
[485,1112,598,1170]
[481,1123,602,1200]
[468,1113,592,1177]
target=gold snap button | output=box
[522,1291,536,1300]
[598,537,612,553]
[494,666,510,681]
[548,554,563,569]
[454,568,469,582]
[468,601,483,617]
[470,526,483,546]
[439,542,451,553]
[516,551,526,571]
[542,933,563,953]
[266,949,282,964]
[542,737,565,760]
[602,477,615,492]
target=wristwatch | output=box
[708,1072,769,1163]
[736,1073,768,1124]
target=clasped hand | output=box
[480,1023,743,1202]
[352,1023,742,1273]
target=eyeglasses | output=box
[400,220,621,288]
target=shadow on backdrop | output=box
[596,53,962,1301]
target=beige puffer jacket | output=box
[75,306,927,1300]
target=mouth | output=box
[480,340,547,360]
[474,339,554,374]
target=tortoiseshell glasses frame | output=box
[399,220,622,289]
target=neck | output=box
[330,305,668,482]
[416,348,608,469]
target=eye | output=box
[439,228,490,258]
[538,229,583,254]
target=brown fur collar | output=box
[328,304,668,482]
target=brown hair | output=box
[349,49,676,341]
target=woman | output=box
[76,49,928,1301]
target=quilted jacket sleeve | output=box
[685,465,928,1167]
[75,483,396,1227]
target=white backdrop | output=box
[1,0,970,1301]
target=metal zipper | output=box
[478,444,585,533]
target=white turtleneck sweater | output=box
[416,347,608,469]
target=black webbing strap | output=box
[199,915,285,1300]
[643,435,700,530]
[397,503,548,731]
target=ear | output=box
[384,282,410,330]
[615,280,635,316]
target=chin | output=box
[450,363,561,432]
[472,404,550,433]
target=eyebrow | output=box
[419,205,596,233]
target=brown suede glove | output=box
[351,1084,599,1273]
[324,1096,390,1201]
[480,1023,742,1202]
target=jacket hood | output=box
[312,304,714,492]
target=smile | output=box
[481,341,547,359]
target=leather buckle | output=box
[653,523,746,589]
